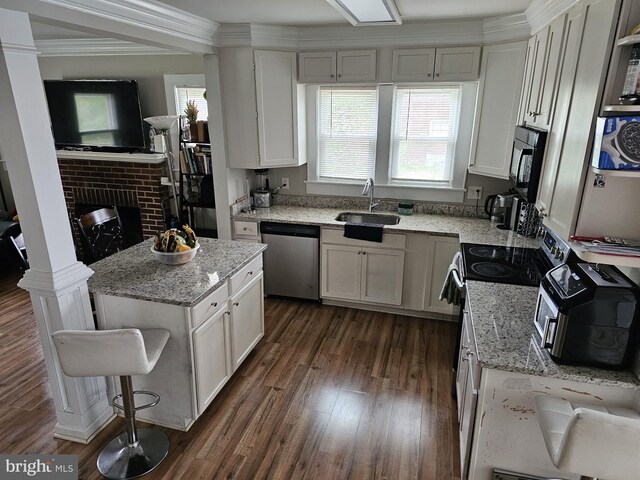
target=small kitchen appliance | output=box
[510,126,547,202]
[496,193,517,230]
[484,194,502,222]
[253,168,272,208]
[534,262,640,368]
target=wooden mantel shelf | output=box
[56,150,166,164]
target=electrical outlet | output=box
[281,177,289,190]
[467,186,483,200]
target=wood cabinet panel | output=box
[423,235,460,315]
[360,248,405,306]
[298,51,336,83]
[337,49,377,82]
[434,46,481,81]
[321,244,362,301]
[391,48,436,81]
[229,272,265,371]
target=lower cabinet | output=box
[192,308,229,413]
[423,235,460,314]
[321,240,405,306]
[229,271,265,370]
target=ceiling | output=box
[155,0,533,26]
[28,0,535,44]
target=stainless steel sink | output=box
[335,212,401,225]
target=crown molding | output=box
[297,19,486,49]
[218,24,299,48]
[35,38,188,56]
[483,13,530,44]
[1,0,219,53]
[526,0,578,34]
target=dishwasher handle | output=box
[260,222,320,238]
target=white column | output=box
[0,8,114,443]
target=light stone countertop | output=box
[87,238,267,307]
[465,281,640,389]
[234,205,640,388]
[234,205,539,248]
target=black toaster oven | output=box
[534,263,640,368]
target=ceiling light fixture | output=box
[326,0,402,26]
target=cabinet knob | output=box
[337,74,342,78]
[248,271,253,275]
[243,227,248,231]
[427,73,432,78]
[362,251,367,255]
[233,302,239,307]
[330,74,335,78]
[211,302,217,307]
[225,310,231,315]
[435,73,440,77]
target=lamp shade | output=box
[143,115,178,131]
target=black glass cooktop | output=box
[460,243,550,287]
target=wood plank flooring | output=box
[0,271,461,480]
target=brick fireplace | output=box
[58,153,170,253]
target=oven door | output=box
[509,139,533,195]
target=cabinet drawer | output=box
[234,220,259,237]
[191,285,228,329]
[229,255,263,295]
[321,228,406,249]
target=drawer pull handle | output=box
[211,302,218,307]
[233,302,239,306]
[248,271,253,275]
[362,251,367,255]
[243,227,248,231]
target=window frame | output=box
[306,82,477,203]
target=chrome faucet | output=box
[362,177,380,212]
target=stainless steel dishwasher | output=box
[260,222,320,300]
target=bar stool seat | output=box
[52,328,170,479]
[534,395,640,480]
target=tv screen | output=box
[43,79,146,151]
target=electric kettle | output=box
[484,194,503,222]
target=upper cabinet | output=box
[392,46,481,82]
[518,15,567,130]
[220,48,306,169]
[469,41,528,179]
[298,49,377,83]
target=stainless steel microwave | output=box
[510,126,547,202]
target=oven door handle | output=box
[542,315,558,349]
[451,268,464,290]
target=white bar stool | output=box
[52,328,170,479]
[534,395,640,480]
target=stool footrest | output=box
[111,390,160,411]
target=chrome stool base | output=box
[97,428,169,480]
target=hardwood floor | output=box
[0,271,461,480]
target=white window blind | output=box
[175,87,208,121]
[318,87,378,181]
[390,87,461,182]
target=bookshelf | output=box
[179,141,216,237]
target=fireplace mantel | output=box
[56,150,166,164]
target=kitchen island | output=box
[88,238,267,431]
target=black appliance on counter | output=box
[510,126,547,202]
[535,263,640,369]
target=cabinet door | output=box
[321,244,361,301]
[254,50,305,168]
[525,27,549,124]
[434,46,481,81]
[337,50,377,82]
[229,271,265,371]
[391,48,436,82]
[457,310,479,480]
[517,36,537,125]
[298,51,337,83]
[423,236,460,314]
[540,0,619,240]
[192,308,229,414]
[469,41,527,179]
[532,14,567,129]
[360,248,405,306]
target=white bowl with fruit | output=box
[151,225,199,265]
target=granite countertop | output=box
[466,280,640,389]
[234,205,539,248]
[87,238,267,307]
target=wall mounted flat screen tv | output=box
[44,79,146,151]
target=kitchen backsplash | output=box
[272,193,487,218]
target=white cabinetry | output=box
[232,220,261,242]
[422,236,460,315]
[468,41,527,178]
[392,46,480,82]
[519,15,566,130]
[221,48,306,169]
[320,229,405,306]
[536,0,620,241]
[456,308,479,480]
[298,49,377,83]
[229,272,265,370]
[192,308,229,413]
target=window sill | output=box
[305,181,466,203]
